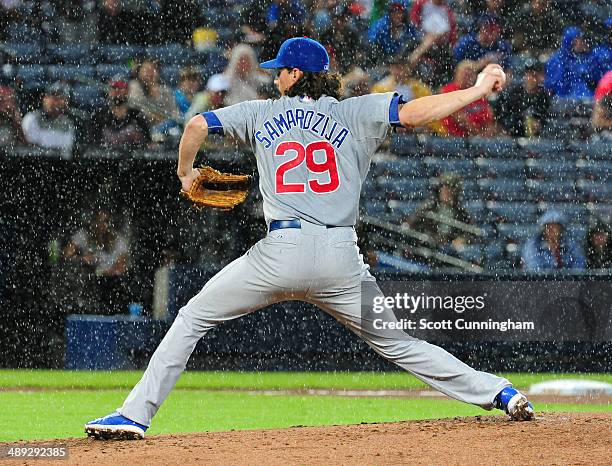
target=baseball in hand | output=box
[475,68,506,91]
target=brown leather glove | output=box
[180,166,251,211]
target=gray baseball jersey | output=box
[118,92,512,428]
[202,92,402,226]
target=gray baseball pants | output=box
[120,222,510,426]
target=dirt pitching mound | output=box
[4,413,611,465]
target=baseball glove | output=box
[180,166,251,211]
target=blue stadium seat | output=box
[460,179,481,200]
[96,64,131,82]
[577,180,612,201]
[15,65,46,83]
[422,157,476,176]
[363,200,387,216]
[497,223,539,242]
[147,45,193,65]
[393,201,422,217]
[587,203,612,219]
[47,44,95,64]
[576,160,612,180]
[520,138,567,157]
[456,245,483,264]
[464,200,486,222]
[390,134,421,155]
[486,201,539,224]
[47,65,96,82]
[373,159,427,178]
[525,159,577,180]
[422,137,467,157]
[161,66,181,87]
[194,50,228,75]
[98,45,144,63]
[541,203,588,223]
[478,178,529,201]
[571,140,612,160]
[475,157,526,177]
[469,138,518,158]
[549,97,592,118]
[527,179,577,202]
[1,42,44,64]
[71,85,104,109]
[377,178,429,200]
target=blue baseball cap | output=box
[259,37,330,73]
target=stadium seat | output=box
[422,157,476,177]
[161,66,181,87]
[392,201,422,217]
[527,179,577,202]
[496,223,539,242]
[47,44,95,64]
[146,45,193,65]
[464,200,486,222]
[1,42,44,64]
[571,140,612,160]
[15,65,46,83]
[194,50,228,75]
[422,137,467,158]
[376,178,429,200]
[469,137,518,158]
[525,159,577,180]
[390,134,421,155]
[577,180,612,201]
[98,45,144,64]
[520,138,567,157]
[363,200,387,216]
[587,203,612,219]
[456,245,483,264]
[48,65,96,82]
[541,203,588,223]
[478,178,529,201]
[71,85,104,109]
[486,201,539,224]
[475,158,526,178]
[576,160,612,181]
[460,179,481,200]
[373,159,427,178]
[96,64,131,82]
[549,97,592,118]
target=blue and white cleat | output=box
[496,387,535,421]
[85,413,148,440]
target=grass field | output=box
[1,370,610,442]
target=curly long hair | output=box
[285,71,343,100]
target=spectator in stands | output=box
[63,209,130,314]
[521,210,586,271]
[261,0,309,60]
[408,0,457,87]
[22,82,75,153]
[440,60,498,137]
[318,3,362,73]
[592,18,612,83]
[593,71,612,136]
[511,0,562,56]
[175,67,208,123]
[0,0,23,42]
[544,26,599,99]
[494,60,551,137]
[342,67,371,98]
[128,59,179,132]
[372,56,446,135]
[368,1,420,64]
[454,14,512,70]
[404,174,473,251]
[223,44,271,105]
[585,218,612,269]
[97,0,131,44]
[202,74,230,111]
[0,86,25,147]
[90,78,150,149]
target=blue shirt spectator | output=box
[454,15,512,70]
[522,210,586,271]
[545,26,599,99]
[592,18,612,83]
[368,1,420,59]
[266,0,306,25]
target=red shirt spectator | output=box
[440,61,496,137]
[410,0,457,45]
[594,71,612,102]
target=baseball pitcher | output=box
[86,37,533,440]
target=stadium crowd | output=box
[1,0,611,316]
